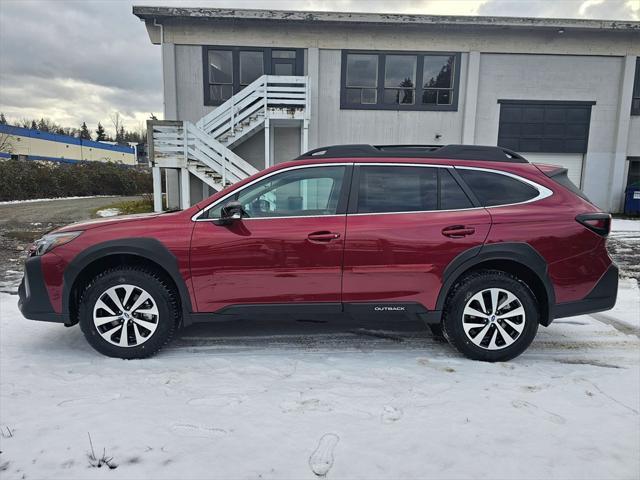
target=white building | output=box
[133,6,640,213]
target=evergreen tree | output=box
[37,118,49,132]
[0,113,7,125]
[79,122,91,140]
[30,120,37,130]
[95,122,106,141]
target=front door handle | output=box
[442,225,476,238]
[308,231,341,242]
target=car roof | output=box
[295,144,528,163]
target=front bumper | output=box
[554,263,619,319]
[18,256,69,323]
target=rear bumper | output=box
[553,263,619,320]
[18,256,69,324]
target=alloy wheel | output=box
[92,284,159,348]
[462,287,526,350]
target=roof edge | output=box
[132,6,640,31]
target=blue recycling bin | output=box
[624,184,640,215]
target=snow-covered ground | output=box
[0,279,638,479]
[612,218,640,232]
[95,208,121,218]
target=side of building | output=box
[0,125,137,165]
[134,7,640,212]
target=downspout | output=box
[154,18,165,117]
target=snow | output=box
[0,287,639,479]
[611,218,640,232]
[0,195,113,205]
[95,208,121,217]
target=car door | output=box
[342,164,491,312]
[190,164,351,313]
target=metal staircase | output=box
[148,75,309,209]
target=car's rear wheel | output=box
[442,270,539,362]
[78,266,179,359]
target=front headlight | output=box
[30,231,83,256]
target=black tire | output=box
[428,323,447,342]
[442,269,539,362]
[78,266,180,359]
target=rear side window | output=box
[457,169,539,207]
[357,166,438,213]
[356,166,474,213]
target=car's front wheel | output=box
[442,270,539,362]
[78,266,179,359]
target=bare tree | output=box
[0,133,13,154]
[109,112,123,138]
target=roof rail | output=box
[296,144,528,163]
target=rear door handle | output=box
[442,225,476,238]
[308,231,341,242]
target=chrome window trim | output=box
[348,207,485,217]
[191,163,352,222]
[192,162,553,222]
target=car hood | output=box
[54,211,179,233]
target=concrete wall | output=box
[274,127,302,164]
[315,50,466,147]
[629,117,640,157]
[158,19,640,57]
[476,54,625,209]
[229,126,302,170]
[234,131,265,171]
[175,44,214,122]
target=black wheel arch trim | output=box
[62,238,193,322]
[436,242,556,326]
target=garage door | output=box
[521,152,584,187]
[497,100,594,188]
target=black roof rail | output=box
[295,144,528,163]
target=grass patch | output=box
[91,194,154,218]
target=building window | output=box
[239,51,264,87]
[341,50,460,111]
[632,58,640,116]
[203,47,304,106]
[207,50,233,102]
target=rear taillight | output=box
[576,213,611,237]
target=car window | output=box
[357,166,438,213]
[440,169,473,209]
[205,166,346,219]
[457,169,539,207]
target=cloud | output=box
[0,0,637,136]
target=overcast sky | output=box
[0,0,638,136]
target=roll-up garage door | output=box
[519,153,584,187]
[497,100,595,187]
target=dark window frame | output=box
[632,58,640,116]
[340,50,461,112]
[202,46,305,106]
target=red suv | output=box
[19,145,618,361]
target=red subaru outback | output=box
[19,145,618,361]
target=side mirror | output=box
[213,201,245,226]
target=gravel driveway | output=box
[0,196,142,293]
